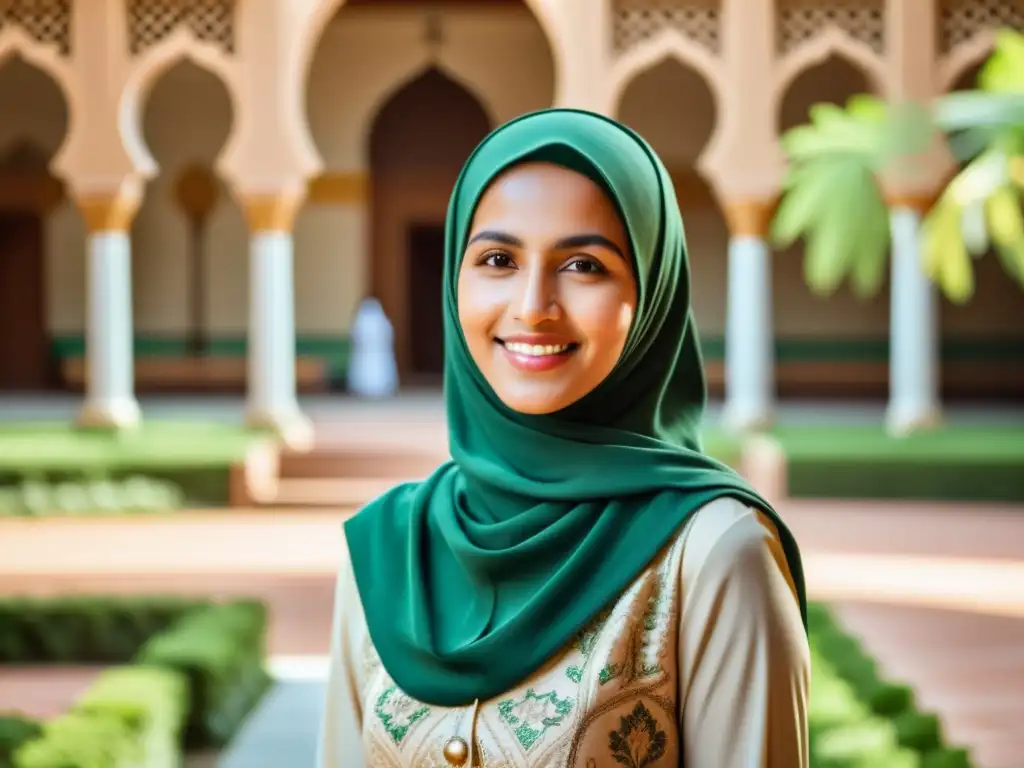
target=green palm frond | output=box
[920,30,1024,301]
[772,94,920,297]
[774,27,1024,304]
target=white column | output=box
[887,205,942,434]
[242,195,313,449]
[76,195,141,430]
[722,200,776,432]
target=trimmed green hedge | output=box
[0,596,206,663]
[13,667,187,768]
[808,603,973,768]
[0,596,270,765]
[0,476,186,517]
[0,717,41,768]
[137,600,272,748]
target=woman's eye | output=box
[564,257,606,275]
[483,252,515,269]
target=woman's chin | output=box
[493,382,583,416]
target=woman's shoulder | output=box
[675,495,799,604]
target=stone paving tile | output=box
[218,681,326,768]
[0,666,105,719]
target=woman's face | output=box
[457,162,637,415]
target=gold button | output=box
[442,735,469,766]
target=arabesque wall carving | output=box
[0,0,71,55]
[938,0,1024,53]
[775,0,885,55]
[125,0,236,56]
[611,0,721,56]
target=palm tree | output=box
[772,28,1024,304]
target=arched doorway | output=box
[303,0,555,387]
[776,54,888,397]
[369,67,492,381]
[616,58,726,392]
[134,58,242,390]
[0,56,68,391]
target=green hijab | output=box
[344,108,805,707]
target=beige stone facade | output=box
[0,0,1021,432]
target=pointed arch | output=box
[367,65,492,377]
[0,26,74,166]
[119,28,240,176]
[774,27,888,103]
[938,29,998,92]
[299,0,562,106]
[607,27,723,117]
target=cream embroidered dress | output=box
[318,497,810,767]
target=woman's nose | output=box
[513,267,561,326]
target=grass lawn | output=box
[0,422,261,473]
[701,428,744,466]
[771,425,1024,463]
[769,425,1024,502]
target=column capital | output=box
[71,178,145,234]
[240,191,306,234]
[884,191,940,214]
[720,197,778,238]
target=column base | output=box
[76,398,141,431]
[721,400,775,434]
[245,408,315,451]
[885,402,943,437]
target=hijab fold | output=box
[344,108,805,706]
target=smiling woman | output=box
[320,109,809,768]
[457,162,637,414]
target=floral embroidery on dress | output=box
[567,607,613,682]
[608,701,668,768]
[374,684,430,744]
[497,688,574,751]
[600,577,669,686]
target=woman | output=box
[318,108,809,767]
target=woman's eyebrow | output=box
[466,230,523,248]
[554,233,625,260]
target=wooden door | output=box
[0,213,49,390]
[406,223,446,376]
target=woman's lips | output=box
[495,337,579,373]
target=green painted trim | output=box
[697,336,1024,364]
[50,334,351,379]
[49,333,1024,375]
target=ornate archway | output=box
[133,58,242,386]
[303,0,556,385]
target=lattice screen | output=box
[125,0,235,56]
[612,0,721,57]
[0,0,72,55]
[776,0,885,55]
[938,0,1024,53]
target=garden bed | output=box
[0,595,271,767]
[808,602,973,768]
[0,422,264,513]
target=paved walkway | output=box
[218,682,325,768]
